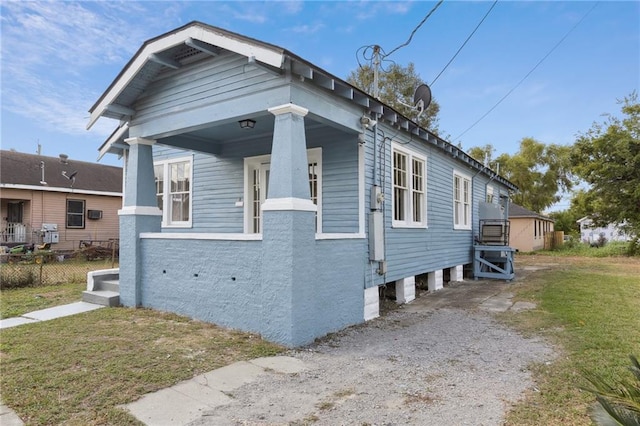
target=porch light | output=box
[238,119,256,129]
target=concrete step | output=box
[82,290,120,307]
[98,279,120,292]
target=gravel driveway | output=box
[189,273,555,426]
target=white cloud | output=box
[290,23,325,34]
[0,1,187,138]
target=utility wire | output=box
[383,0,444,59]
[431,0,498,86]
[453,1,599,142]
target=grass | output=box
[0,307,283,425]
[502,255,640,425]
[527,240,635,258]
[0,281,85,319]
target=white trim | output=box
[244,148,322,232]
[268,103,308,117]
[124,136,156,146]
[139,232,365,241]
[315,233,366,240]
[88,24,284,129]
[0,184,121,197]
[140,232,262,241]
[358,143,365,235]
[262,197,317,212]
[391,143,427,228]
[98,123,129,161]
[453,169,472,230]
[118,206,163,216]
[154,155,193,228]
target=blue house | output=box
[88,22,517,347]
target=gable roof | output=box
[0,150,122,195]
[89,21,517,192]
[509,203,553,221]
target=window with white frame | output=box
[154,156,192,227]
[392,144,427,227]
[244,148,322,233]
[453,171,471,229]
[486,185,494,203]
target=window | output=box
[245,148,322,233]
[453,171,471,229]
[486,186,494,203]
[154,156,192,227]
[392,144,426,227]
[66,199,85,229]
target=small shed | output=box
[508,203,554,252]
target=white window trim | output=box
[486,185,495,204]
[155,155,193,228]
[453,170,472,230]
[392,143,427,228]
[243,148,322,234]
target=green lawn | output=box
[0,281,85,319]
[0,307,283,425]
[503,255,640,425]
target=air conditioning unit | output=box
[87,210,103,220]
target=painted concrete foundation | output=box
[364,286,380,321]
[450,265,464,282]
[395,276,416,304]
[428,269,444,292]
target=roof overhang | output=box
[87,22,285,130]
[89,22,518,192]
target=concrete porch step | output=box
[82,290,120,307]
[99,279,120,292]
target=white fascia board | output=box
[87,25,284,130]
[98,123,129,161]
[0,184,121,197]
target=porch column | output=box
[118,137,162,307]
[261,103,318,347]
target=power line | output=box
[431,0,498,86]
[383,0,444,59]
[453,1,599,142]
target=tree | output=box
[347,62,441,133]
[572,93,640,235]
[469,138,574,212]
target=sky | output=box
[1,1,639,177]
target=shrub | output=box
[581,355,640,426]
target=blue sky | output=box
[1,0,638,172]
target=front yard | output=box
[0,253,638,425]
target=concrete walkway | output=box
[0,302,104,330]
[120,356,306,426]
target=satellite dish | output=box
[413,84,432,113]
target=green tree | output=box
[572,93,640,235]
[347,62,441,133]
[469,138,574,212]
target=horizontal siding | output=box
[0,189,120,251]
[133,53,284,125]
[363,124,512,286]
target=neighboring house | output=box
[508,203,554,252]
[88,22,517,347]
[577,217,633,243]
[0,150,122,251]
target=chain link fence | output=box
[0,249,118,290]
